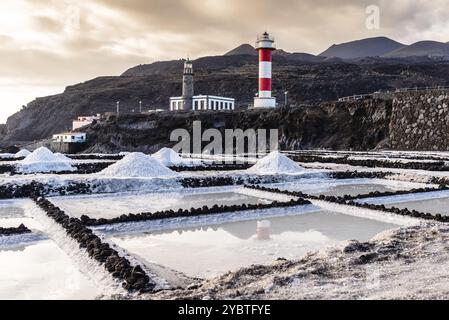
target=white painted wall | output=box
[171,96,235,111]
[53,133,86,143]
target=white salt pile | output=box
[21,147,72,164]
[14,149,31,158]
[17,147,75,173]
[152,148,185,166]
[100,152,178,178]
[53,153,73,162]
[247,151,305,175]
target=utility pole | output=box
[116,101,120,117]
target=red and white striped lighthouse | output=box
[254,32,276,108]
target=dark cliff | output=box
[81,99,391,153]
[79,89,449,153]
[3,54,449,143]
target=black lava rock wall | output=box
[390,90,449,151]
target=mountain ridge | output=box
[224,44,257,56]
[224,44,324,62]
[383,40,449,58]
[319,36,405,59]
[3,36,449,143]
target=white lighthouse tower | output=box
[254,32,276,108]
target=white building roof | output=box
[53,132,86,136]
[170,95,235,101]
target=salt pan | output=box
[0,153,15,159]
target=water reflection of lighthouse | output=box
[257,220,272,240]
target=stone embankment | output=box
[390,90,449,150]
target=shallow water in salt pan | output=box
[314,183,399,196]
[51,191,272,219]
[0,200,44,231]
[0,217,44,231]
[0,207,24,218]
[356,190,449,216]
[112,210,397,279]
[266,179,419,197]
[0,240,98,299]
[381,197,449,216]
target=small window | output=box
[220,102,223,110]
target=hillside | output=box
[3,56,449,143]
[383,41,449,58]
[3,38,449,144]
[224,44,324,62]
[225,44,257,56]
[319,37,405,59]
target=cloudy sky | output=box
[1,0,448,123]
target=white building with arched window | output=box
[170,95,235,111]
